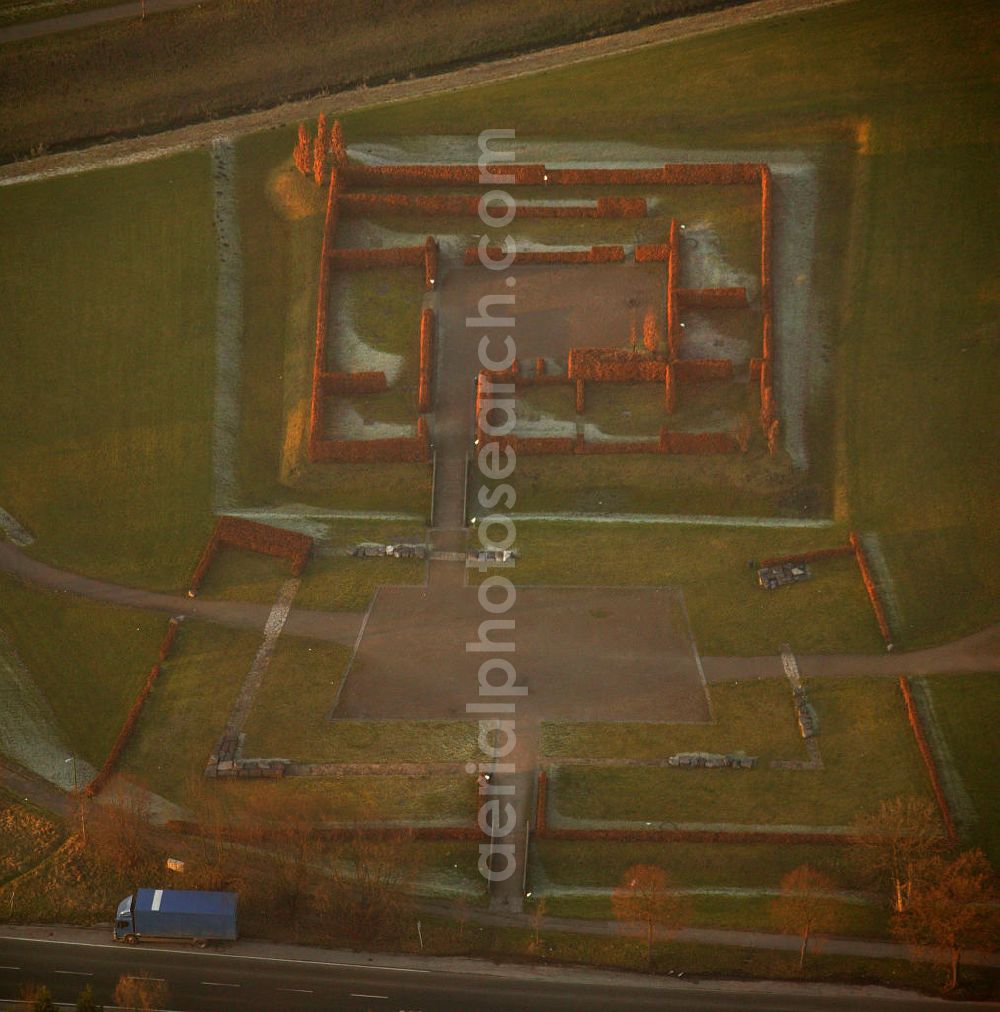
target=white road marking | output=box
[0,966,21,970]
[202,981,240,986]
[351,995,389,1000]
[55,969,93,975]
[123,976,167,982]
[278,987,315,993]
[0,934,431,972]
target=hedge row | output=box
[673,358,734,382]
[544,167,665,185]
[762,310,774,361]
[760,165,774,298]
[575,377,586,413]
[676,287,749,308]
[567,348,666,382]
[85,659,163,798]
[849,532,893,646]
[327,245,424,268]
[329,119,347,167]
[464,244,625,265]
[667,218,680,359]
[749,357,764,381]
[758,544,854,567]
[766,417,781,454]
[309,164,342,452]
[418,308,434,413]
[318,370,388,395]
[424,235,439,289]
[579,436,660,455]
[536,826,849,844]
[662,162,762,185]
[311,416,431,463]
[897,676,958,841]
[340,193,645,219]
[664,363,676,413]
[190,516,313,593]
[343,162,547,187]
[157,617,180,662]
[635,243,669,262]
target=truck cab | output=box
[114,894,136,942]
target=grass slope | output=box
[0,151,216,590]
[0,577,163,767]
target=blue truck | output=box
[113,889,238,946]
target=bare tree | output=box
[770,865,841,968]
[86,792,156,882]
[112,972,168,1012]
[611,864,689,970]
[850,796,948,912]
[893,849,1000,991]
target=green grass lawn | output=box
[532,839,869,891]
[924,672,1000,864]
[294,554,424,612]
[121,621,262,801]
[241,636,477,763]
[215,774,475,825]
[549,677,935,827]
[542,679,801,761]
[0,577,164,768]
[491,521,883,655]
[538,891,889,938]
[0,151,216,591]
[196,545,297,605]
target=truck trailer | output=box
[114,889,238,946]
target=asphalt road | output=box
[0,931,975,1011]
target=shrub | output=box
[673,358,734,382]
[313,112,328,186]
[329,118,347,166]
[157,617,179,662]
[667,218,680,358]
[661,162,762,185]
[465,245,624,265]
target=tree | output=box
[23,985,55,1012]
[770,865,841,968]
[893,849,1000,991]
[76,984,104,1011]
[313,113,329,185]
[850,796,947,912]
[642,306,661,355]
[611,864,689,970]
[628,310,639,353]
[86,790,156,881]
[293,123,311,176]
[113,972,168,1012]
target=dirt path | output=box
[0,0,853,185]
[0,542,361,645]
[3,539,997,676]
